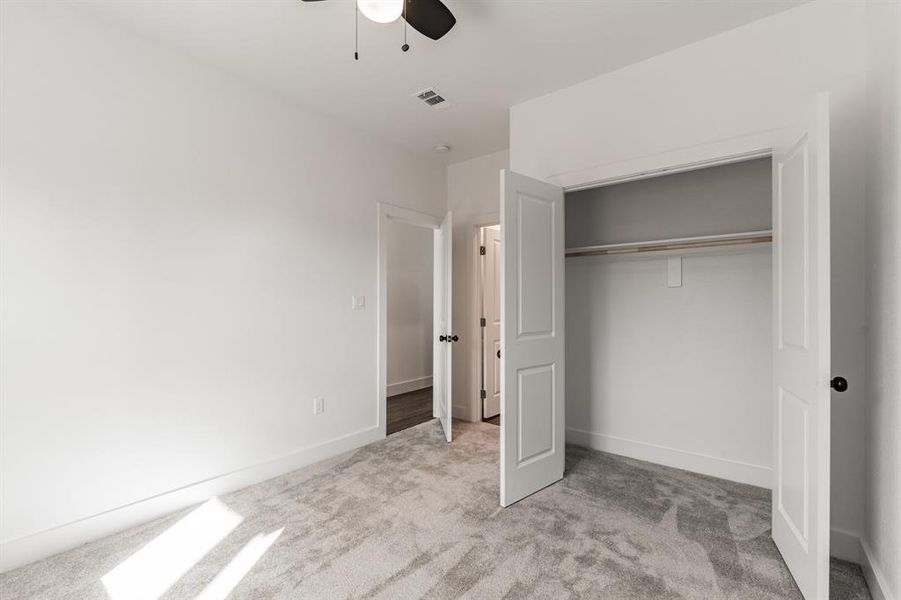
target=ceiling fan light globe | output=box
[357,0,404,24]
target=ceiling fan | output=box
[302,0,456,49]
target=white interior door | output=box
[771,94,831,600]
[433,211,453,442]
[482,226,501,419]
[499,170,564,507]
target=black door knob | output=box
[496,349,501,359]
[450,335,459,342]
[438,335,447,342]
[831,376,848,392]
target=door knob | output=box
[496,349,501,359]
[439,335,447,342]
[450,335,459,342]
[831,376,848,392]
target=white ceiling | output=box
[76,0,805,164]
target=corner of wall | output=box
[861,537,898,600]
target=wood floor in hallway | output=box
[386,386,434,435]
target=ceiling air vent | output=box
[413,88,451,110]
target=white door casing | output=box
[771,94,831,600]
[433,212,453,442]
[500,170,565,507]
[482,227,501,419]
[378,203,446,440]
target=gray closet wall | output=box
[565,157,772,248]
[563,158,774,487]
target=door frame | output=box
[377,203,443,438]
[472,216,503,423]
[470,215,500,422]
[534,118,831,594]
[549,131,778,192]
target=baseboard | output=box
[830,528,862,563]
[386,375,432,397]
[861,538,896,600]
[566,428,771,488]
[0,425,383,574]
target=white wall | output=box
[386,220,433,395]
[510,0,869,558]
[446,150,509,421]
[863,1,901,598]
[0,1,445,571]
[567,249,773,486]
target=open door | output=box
[771,94,831,600]
[481,226,501,419]
[499,170,565,507]
[433,212,453,442]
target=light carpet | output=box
[0,420,870,599]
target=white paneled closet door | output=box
[771,94,832,600]
[499,170,565,507]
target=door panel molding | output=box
[776,135,811,352]
[516,363,555,465]
[516,193,556,339]
[777,385,810,551]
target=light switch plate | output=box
[313,397,324,415]
[352,295,366,311]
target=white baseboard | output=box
[386,375,432,397]
[861,538,896,600]
[566,428,771,488]
[0,425,383,574]
[830,528,862,563]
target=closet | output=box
[564,157,774,487]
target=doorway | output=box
[385,216,434,435]
[478,224,501,426]
[377,204,454,443]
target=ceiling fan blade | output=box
[403,0,456,41]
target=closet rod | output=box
[565,230,773,258]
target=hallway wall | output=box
[386,220,433,395]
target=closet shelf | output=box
[565,230,773,258]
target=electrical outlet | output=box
[352,295,366,311]
[313,397,325,415]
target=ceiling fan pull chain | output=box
[401,0,409,52]
[354,2,359,60]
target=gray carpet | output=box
[0,420,871,599]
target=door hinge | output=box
[479,245,486,255]
[480,317,486,327]
[480,389,486,399]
